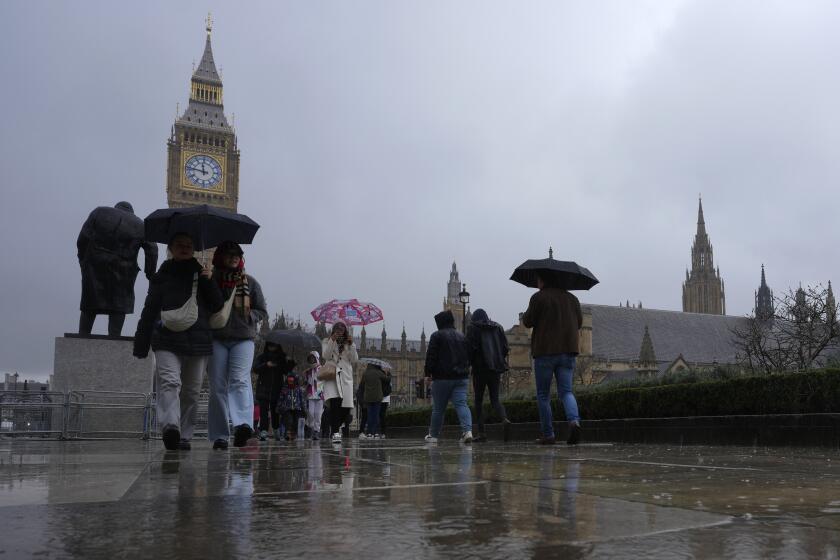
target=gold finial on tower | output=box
[206,12,213,35]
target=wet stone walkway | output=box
[2,438,840,558]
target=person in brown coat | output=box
[522,273,583,445]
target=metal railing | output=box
[0,389,154,440]
[145,391,209,439]
[0,391,67,437]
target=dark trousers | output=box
[282,410,303,435]
[79,311,126,337]
[327,397,350,435]
[365,402,382,434]
[473,370,507,433]
[257,399,280,431]
[379,402,388,435]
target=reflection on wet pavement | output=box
[2,439,840,558]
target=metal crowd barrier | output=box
[0,389,154,440]
[65,390,149,440]
[0,390,67,437]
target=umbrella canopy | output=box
[510,249,598,290]
[264,329,322,350]
[360,358,393,371]
[310,299,384,326]
[144,205,259,250]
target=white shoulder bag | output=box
[209,288,237,329]
[161,273,199,332]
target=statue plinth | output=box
[53,334,156,437]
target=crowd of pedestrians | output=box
[134,235,583,450]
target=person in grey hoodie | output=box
[207,241,267,449]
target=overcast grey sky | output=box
[2,1,839,380]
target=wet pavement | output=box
[2,438,840,558]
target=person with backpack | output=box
[466,308,512,442]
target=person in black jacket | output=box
[423,310,473,444]
[466,309,511,442]
[253,343,296,441]
[133,233,223,451]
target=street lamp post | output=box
[458,283,470,334]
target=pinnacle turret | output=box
[755,264,774,321]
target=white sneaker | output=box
[460,431,473,444]
[424,434,438,443]
[378,434,386,440]
[358,433,369,440]
[331,432,342,443]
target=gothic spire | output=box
[755,264,774,321]
[193,14,222,86]
[696,196,706,237]
[639,325,657,365]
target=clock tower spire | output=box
[166,16,240,212]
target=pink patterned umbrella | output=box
[310,299,384,326]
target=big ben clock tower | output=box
[167,15,240,212]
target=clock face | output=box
[185,154,222,188]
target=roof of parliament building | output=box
[587,304,748,364]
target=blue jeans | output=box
[534,353,580,438]
[428,378,473,438]
[208,339,255,441]
[366,402,381,435]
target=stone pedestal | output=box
[53,334,155,437]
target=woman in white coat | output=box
[321,320,358,443]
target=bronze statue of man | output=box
[77,201,158,337]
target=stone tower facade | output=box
[166,16,240,212]
[443,262,467,332]
[682,198,726,315]
[754,265,774,321]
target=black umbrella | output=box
[510,248,599,290]
[144,205,259,250]
[264,329,322,350]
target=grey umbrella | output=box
[264,329,322,350]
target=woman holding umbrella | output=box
[133,233,224,451]
[320,321,358,444]
[207,241,267,449]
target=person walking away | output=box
[320,321,358,444]
[466,308,512,442]
[522,273,583,445]
[277,373,306,441]
[207,241,268,449]
[424,310,473,444]
[355,379,368,438]
[78,202,158,336]
[380,372,392,439]
[303,351,325,440]
[133,233,223,451]
[254,343,296,441]
[362,362,390,439]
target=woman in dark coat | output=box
[133,233,223,451]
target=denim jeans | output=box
[428,378,473,438]
[366,402,382,435]
[208,339,255,441]
[534,353,580,438]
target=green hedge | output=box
[387,368,840,427]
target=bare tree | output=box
[733,284,840,373]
